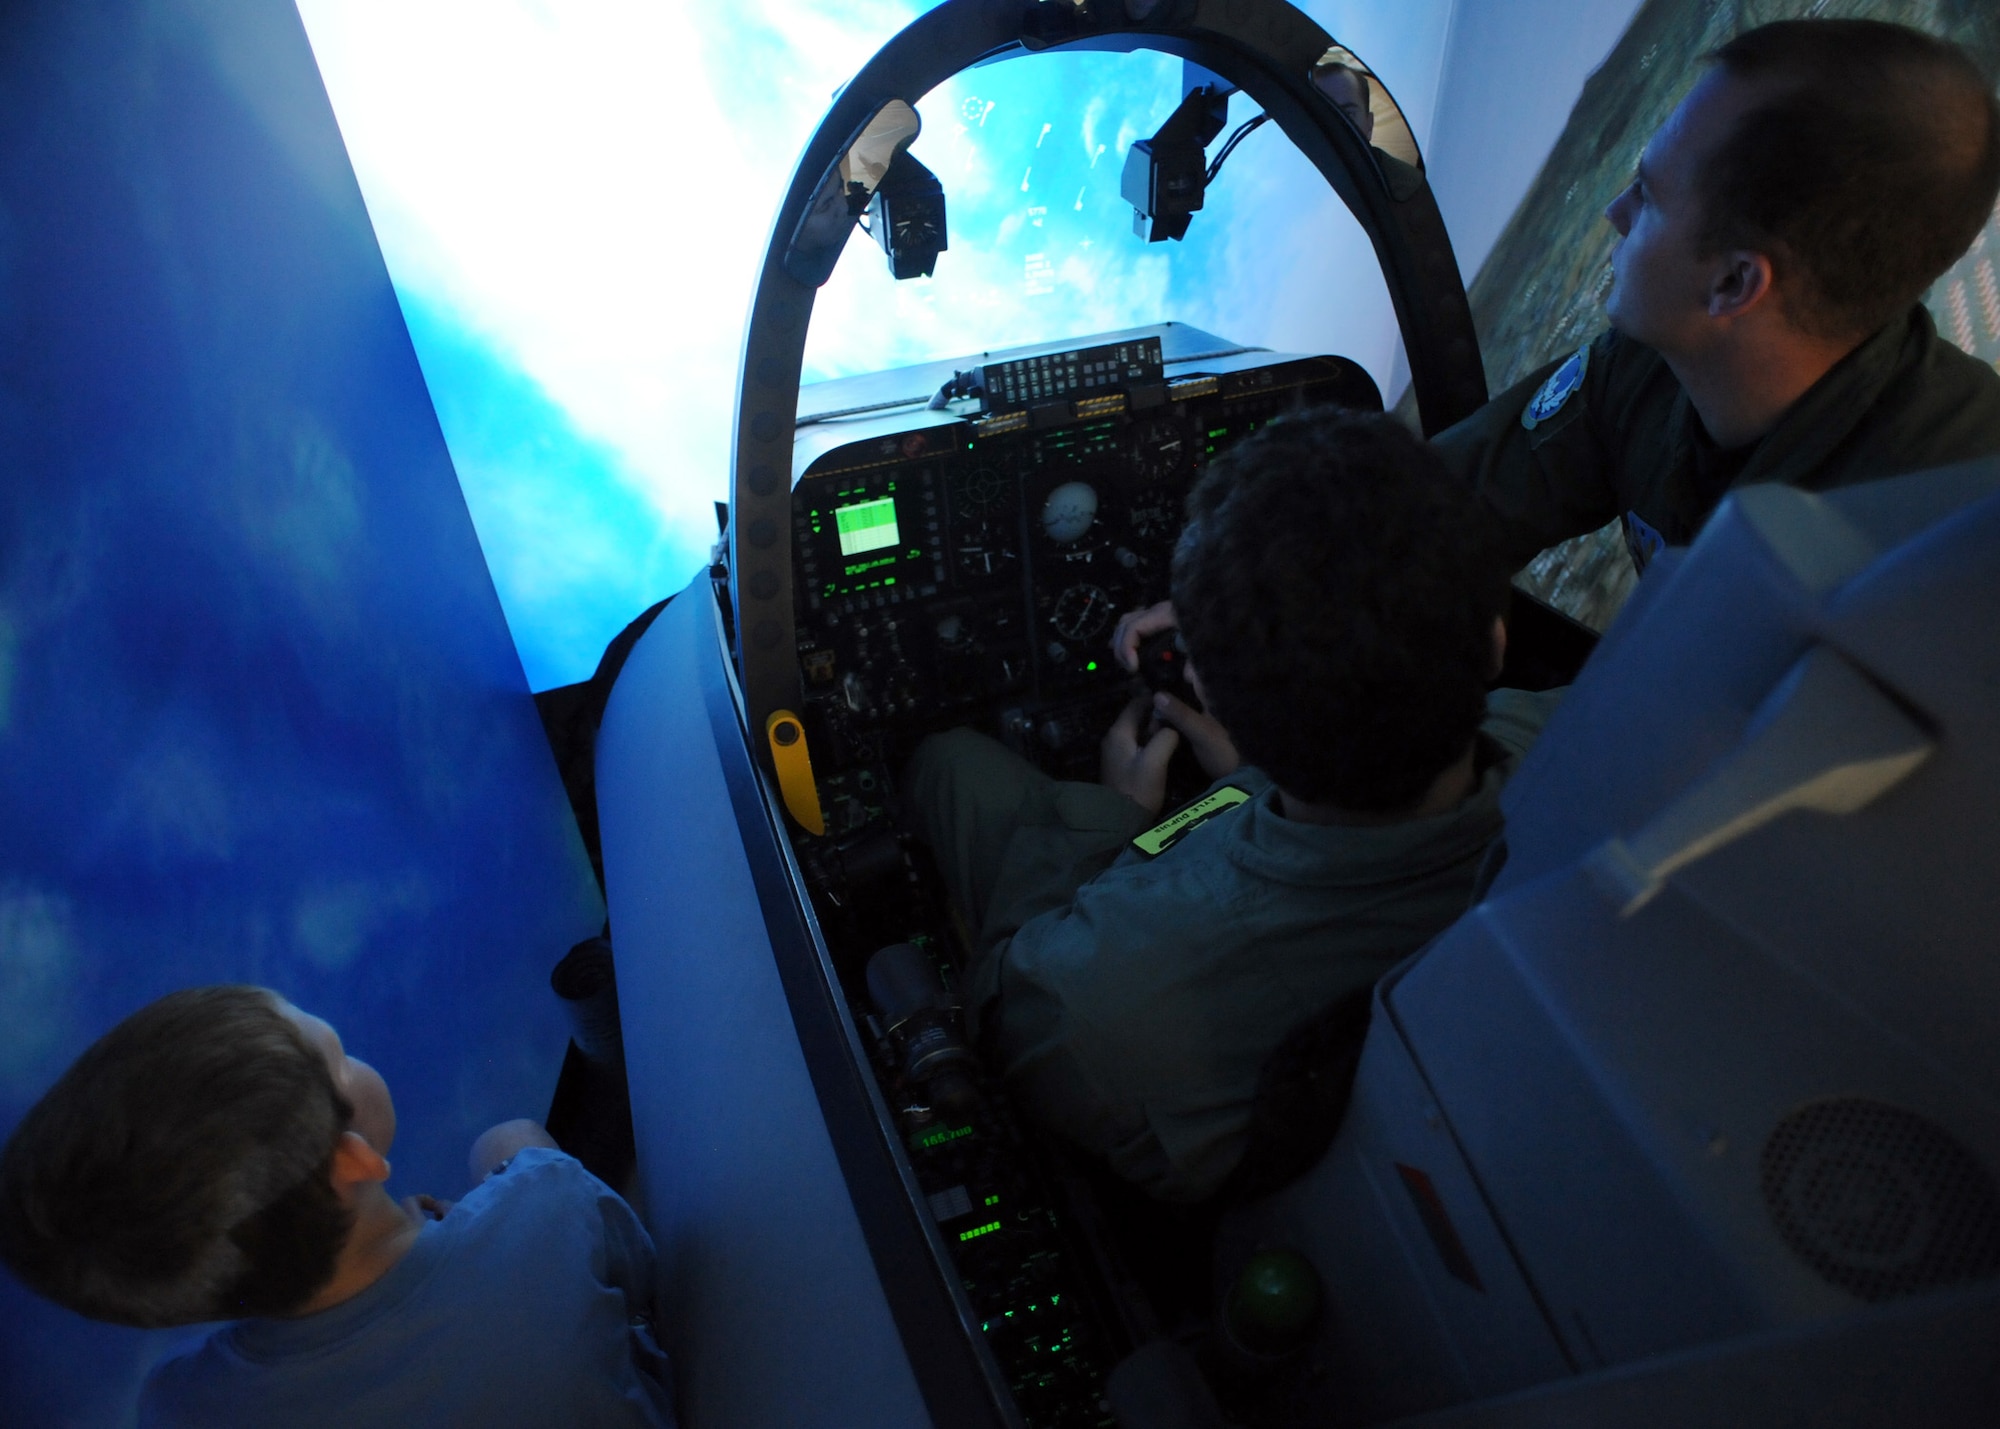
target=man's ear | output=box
[1489,616,1508,681]
[330,1129,391,1194]
[1708,249,1774,320]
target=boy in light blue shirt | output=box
[0,986,674,1427]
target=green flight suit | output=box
[903,689,1559,1203]
[1435,305,2000,574]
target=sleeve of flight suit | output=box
[1430,328,1630,572]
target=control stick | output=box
[1136,629,1190,695]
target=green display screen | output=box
[835,496,900,558]
[912,1123,973,1152]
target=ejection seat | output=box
[1204,459,2000,1427]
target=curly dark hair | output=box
[1172,409,1507,812]
[0,986,355,1326]
[1699,20,2000,341]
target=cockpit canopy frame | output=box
[729,0,1486,746]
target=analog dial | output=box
[953,464,1006,514]
[1132,415,1193,483]
[1040,481,1100,545]
[1126,485,1179,542]
[894,212,942,247]
[1051,583,1114,641]
[953,521,1017,580]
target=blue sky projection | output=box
[297,0,1453,689]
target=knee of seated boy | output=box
[469,1118,561,1183]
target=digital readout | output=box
[834,495,900,558]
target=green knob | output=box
[1224,1249,1322,1358]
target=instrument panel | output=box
[793,355,1379,776]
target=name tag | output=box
[1131,785,1253,858]
[1623,509,1668,572]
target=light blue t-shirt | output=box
[140,1148,675,1428]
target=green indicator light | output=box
[1051,1294,1060,1306]
[984,1194,1000,1207]
[959,1220,1003,1242]
[1085,660,1098,671]
[884,577,895,586]
[981,1321,990,1332]
[1209,428,1228,438]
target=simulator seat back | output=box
[1225,461,2000,1425]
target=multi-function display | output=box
[797,472,947,603]
[833,496,900,558]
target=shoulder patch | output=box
[1521,344,1590,431]
[1131,785,1253,858]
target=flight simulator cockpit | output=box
[762,323,1380,1421]
[590,5,1498,1424]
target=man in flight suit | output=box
[905,413,1556,1203]
[1438,20,2000,575]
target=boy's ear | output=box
[1489,617,1508,681]
[329,1129,391,1192]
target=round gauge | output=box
[1040,481,1100,544]
[934,613,970,648]
[1051,583,1114,642]
[953,465,1005,514]
[953,522,1017,580]
[1132,415,1193,482]
[893,207,943,251]
[1127,484,1180,542]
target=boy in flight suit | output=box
[906,411,1557,1203]
[0,986,676,1427]
[1439,20,2000,575]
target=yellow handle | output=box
[765,709,825,836]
